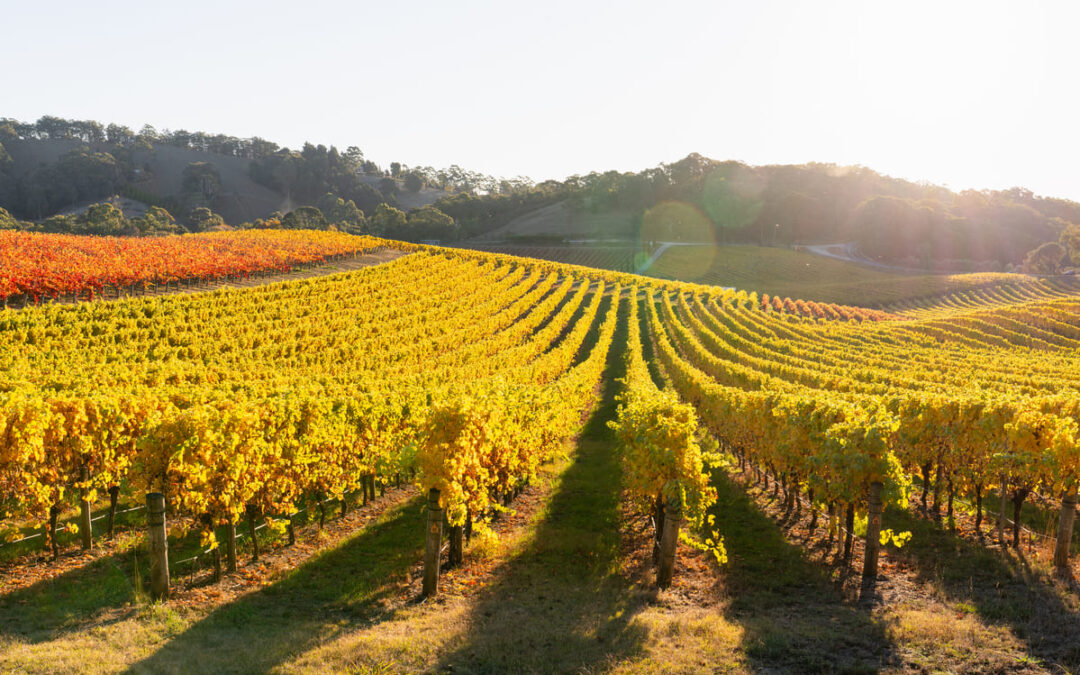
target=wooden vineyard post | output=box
[106,485,120,538]
[1054,490,1078,576]
[212,547,222,583]
[860,481,884,601]
[449,523,464,566]
[79,466,93,550]
[246,505,260,562]
[47,504,60,560]
[653,492,664,565]
[226,520,238,572]
[422,488,443,598]
[998,476,1008,548]
[146,493,170,601]
[657,495,682,590]
[843,503,855,563]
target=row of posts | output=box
[421,486,684,597]
[98,481,1080,604]
[145,484,678,602]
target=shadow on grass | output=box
[885,506,1080,669]
[122,496,424,673]
[126,291,627,673]
[0,551,137,642]
[434,293,651,673]
[711,471,897,673]
[0,501,209,644]
[0,504,316,645]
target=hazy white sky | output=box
[4,0,1079,199]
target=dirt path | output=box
[803,241,916,271]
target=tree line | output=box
[436,153,1080,270]
[0,116,524,235]
[4,116,1080,266]
[0,192,457,242]
[0,116,527,215]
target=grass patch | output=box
[708,470,895,672]
[648,244,1024,306]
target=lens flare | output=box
[638,201,716,280]
[702,167,765,231]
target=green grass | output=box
[647,244,1025,306]
[483,202,641,240]
[709,472,893,672]
[423,299,648,672]
[461,240,1047,309]
[127,498,425,673]
[881,504,1080,670]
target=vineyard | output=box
[4,231,1080,671]
[467,242,1080,312]
[0,229,387,304]
[461,243,641,273]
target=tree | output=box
[35,116,73,140]
[344,146,364,167]
[181,162,221,205]
[369,203,407,236]
[105,123,134,146]
[248,146,383,214]
[404,172,424,194]
[281,206,328,230]
[137,124,162,145]
[378,177,398,197]
[701,165,765,239]
[248,137,279,159]
[0,206,17,229]
[137,206,182,235]
[390,162,403,178]
[188,207,226,231]
[406,206,457,241]
[37,214,76,233]
[316,193,365,232]
[1023,242,1066,274]
[74,120,105,143]
[14,148,123,218]
[77,202,126,235]
[1059,223,1080,266]
[851,195,951,266]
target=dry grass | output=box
[8,301,1080,673]
[727,461,1080,673]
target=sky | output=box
[4,0,1079,200]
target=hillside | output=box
[1,137,286,224]
[461,241,1080,308]
[356,174,448,211]
[4,237,1080,672]
[442,155,1080,272]
[0,118,454,228]
[473,201,642,241]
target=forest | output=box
[2,116,1079,268]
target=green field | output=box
[466,242,1064,309]
[646,244,1031,305]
